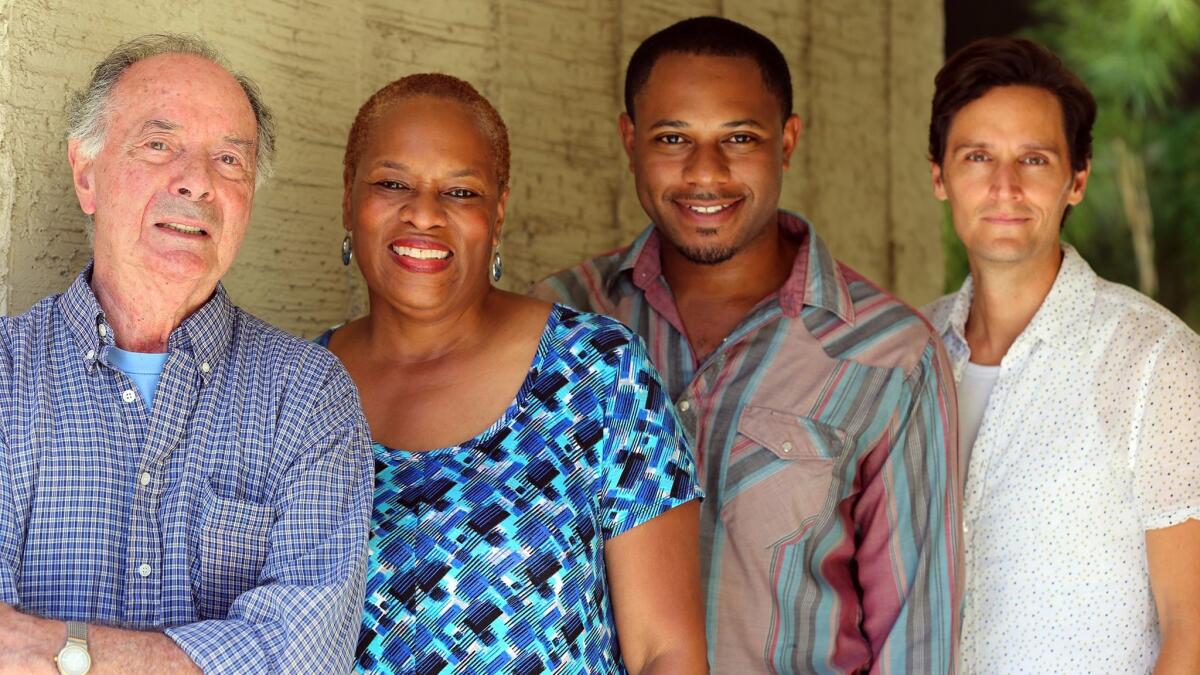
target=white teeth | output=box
[160,222,204,235]
[688,204,729,214]
[391,245,450,260]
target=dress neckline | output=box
[371,304,564,459]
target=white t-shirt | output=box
[926,246,1200,673]
[957,361,1000,478]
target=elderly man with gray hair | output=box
[0,35,373,674]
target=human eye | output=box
[964,151,989,162]
[656,133,686,145]
[145,139,170,152]
[1021,154,1049,166]
[376,180,407,191]
[727,133,758,144]
[217,153,243,167]
[446,188,479,199]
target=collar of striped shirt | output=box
[603,211,856,324]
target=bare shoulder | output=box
[493,290,555,335]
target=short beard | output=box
[674,243,738,265]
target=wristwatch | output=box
[55,621,91,675]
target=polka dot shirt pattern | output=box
[925,246,1200,673]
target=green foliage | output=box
[1014,0,1200,329]
[1030,0,1200,125]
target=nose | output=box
[401,188,444,230]
[989,161,1023,201]
[171,155,214,202]
[682,142,731,187]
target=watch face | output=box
[57,644,91,675]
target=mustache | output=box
[664,190,744,202]
[149,196,219,228]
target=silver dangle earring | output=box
[490,249,503,282]
[341,233,353,266]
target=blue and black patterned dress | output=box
[320,305,700,674]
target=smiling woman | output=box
[317,73,708,675]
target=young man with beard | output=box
[535,16,960,674]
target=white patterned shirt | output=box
[925,245,1200,673]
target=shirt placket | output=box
[958,336,1033,663]
[119,352,194,628]
[675,343,739,469]
[93,350,157,627]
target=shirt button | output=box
[121,389,137,404]
[85,349,95,360]
[98,324,107,337]
[782,441,794,453]
[677,400,691,413]
[137,564,152,578]
[139,472,152,486]
[200,361,211,374]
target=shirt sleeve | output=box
[853,337,961,674]
[1133,327,1200,530]
[598,332,702,541]
[164,360,374,673]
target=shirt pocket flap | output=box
[738,406,848,460]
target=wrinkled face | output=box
[932,85,1089,268]
[621,53,799,265]
[70,53,259,290]
[343,95,507,314]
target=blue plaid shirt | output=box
[0,267,374,673]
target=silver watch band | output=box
[66,621,88,643]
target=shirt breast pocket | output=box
[191,484,274,619]
[721,406,846,551]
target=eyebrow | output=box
[648,118,766,130]
[138,119,254,150]
[379,161,483,179]
[139,119,178,134]
[952,140,1062,154]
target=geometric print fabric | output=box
[351,305,701,673]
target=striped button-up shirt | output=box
[534,212,960,674]
[0,267,374,673]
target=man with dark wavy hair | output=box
[926,36,1200,672]
[0,35,372,674]
[537,16,960,673]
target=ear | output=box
[618,112,636,172]
[492,185,510,249]
[1066,160,1090,206]
[781,114,803,169]
[68,139,98,215]
[930,161,948,202]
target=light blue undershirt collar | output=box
[107,348,169,412]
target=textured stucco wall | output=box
[0,0,944,337]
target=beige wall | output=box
[0,0,944,337]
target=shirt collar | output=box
[59,263,235,383]
[935,244,1098,357]
[1024,245,1097,353]
[609,210,856,323]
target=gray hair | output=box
[66,33,276,186]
